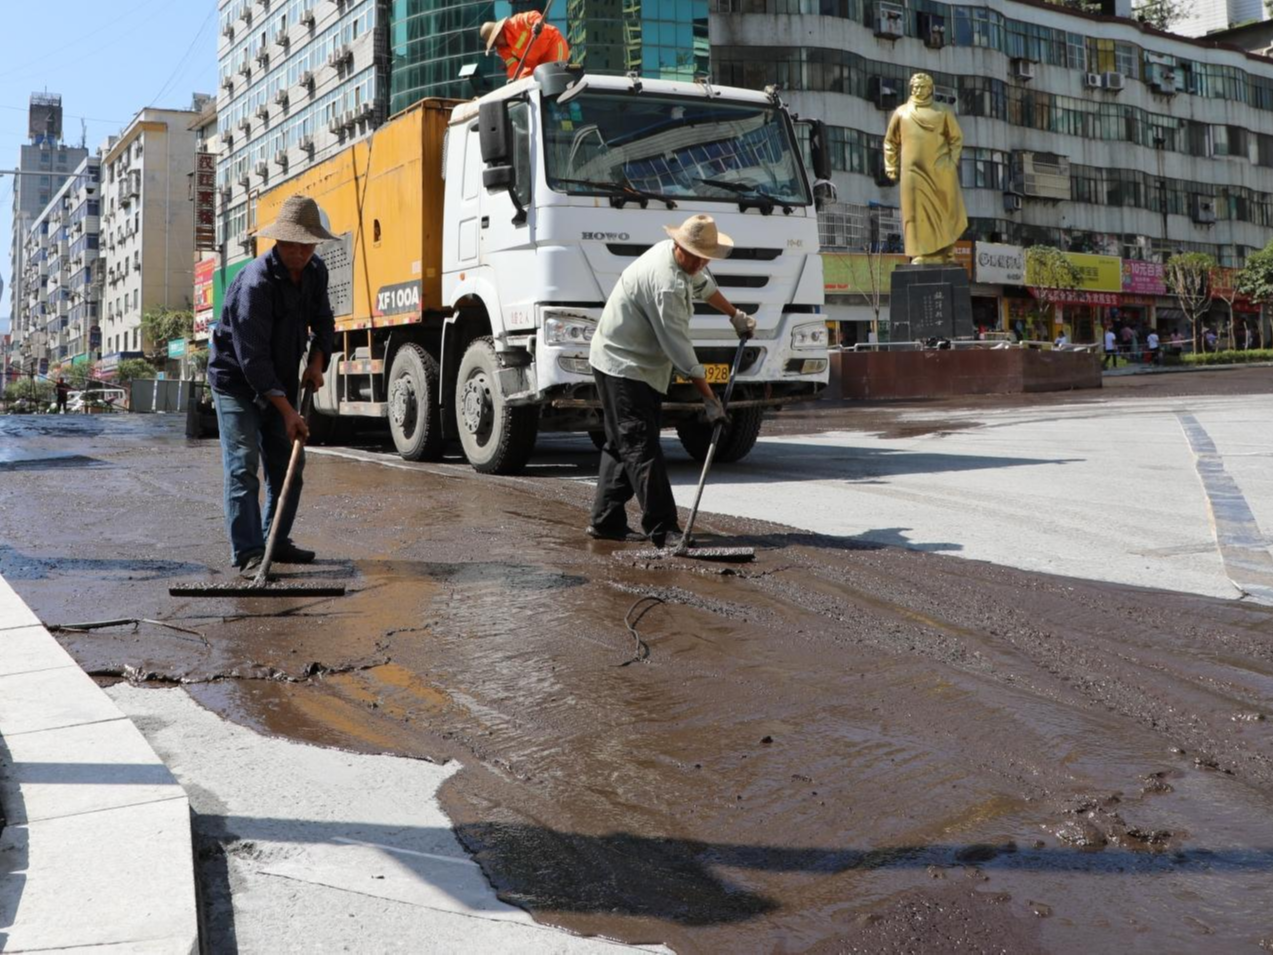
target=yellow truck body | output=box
[255,98,456,333]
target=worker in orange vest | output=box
[480,11,569,81]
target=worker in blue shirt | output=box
[208,195,336,578]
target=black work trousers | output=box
[591,369,679,538]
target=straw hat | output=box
[480,18,508,53]
[663,214,734,260]
[257,195,337,245]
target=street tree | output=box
[1132,0,1185,29]
[1210,266,1244,350]
[1024,245,1082,336]
[140,308,194,361]
[1164,252,1217,350]
[1236,241,1273,348]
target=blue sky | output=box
[1,1,219,332]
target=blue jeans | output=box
[214,390,303,566]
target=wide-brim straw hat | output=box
[480,18,508,53]
[257,194,337,245]
[663,214,734,260]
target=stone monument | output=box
[883,73,973,341]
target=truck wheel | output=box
[675,406,764,464]
[455,337,538,474]
[388,343,444,461]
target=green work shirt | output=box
[589,240,718,394]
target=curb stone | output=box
[0,574,199,954]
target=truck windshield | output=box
[541,92,811,208]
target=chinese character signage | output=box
[975,243,1025,285]
[1121,259,1166,296]
[194,151,217,251]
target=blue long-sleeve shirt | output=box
[208,247,335,402]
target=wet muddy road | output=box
[3,388,1273,953]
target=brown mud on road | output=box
[2,411,1273,953]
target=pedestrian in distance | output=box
[1103,326,1118,368]
[1146,328,1160,365]
[54,376,70,414]
[207,195,336,579]
[1053,330,1068,349]
[480,11,569,81]
[1204,326,1218,352]
[588,214,756,550]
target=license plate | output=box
[675,364,730,385]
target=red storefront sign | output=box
[194,152,217,251]
[1029,288,1120,307]
[1121,260,1166,296]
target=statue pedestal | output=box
[888,264,973,342]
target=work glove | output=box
[703,394,728,428]
[730,310,756,340]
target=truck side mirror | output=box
[809,119,832,182]
[478,100,511,165]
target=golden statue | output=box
[883,73,969,264]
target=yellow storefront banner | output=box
[1024,251,1122,292]
[823,253,910,294]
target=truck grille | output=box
[606,243,783,261]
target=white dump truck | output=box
[257,63,832,474]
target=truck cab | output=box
[439,64,829,472]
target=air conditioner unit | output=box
[238,61,252,77]
[298,70,315,90]
[256,104,270,120]
[238,173,251,187]
[240,6,252,23]
[299,135,315,152]
[223,131,234,148]
[328,45,352,69]
[274,89,289,106]
[1012,151,1072,200]
[299,7,315,25]
[342,109,357,127]
[238,117,252,132]
[255,161,270,176]
[222,22,235,39]
[1011,58,1035,81]
[1153,70,1177,95]
[357,102,374,120]
[273,151,289,168]
[255,49,270,67]
[220,186,233,204]
[276,31,290,48]
[237,233,253,250]
[1191,194,1217,224]
[1004,193,1022,213]
[917,12,945,49]
[1102,71,1125,92]
[328,116,344,133]
[875,2,904,39]
[934,85,957,108]
[1084,73,1102,89]
[221,75,235,90]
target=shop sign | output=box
[194,258,215,313]
[1210,267,1256,309]
[1121,259,1166,296]
[168,338,187,359]
[975,243,1025,285]
[822,252,909,294]
[1029,289,1120,307]
[1026,251,1121,292]
[194,152,217,251]
[953,240,975,278]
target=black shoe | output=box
[586,525,646,543]
[238,554,272,581]
[271,540,316,564]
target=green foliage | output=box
[66,363,95,389]
[1024,246,1083,326]
[1165,252,1217,347]
[188,347,210,373]
[1236,242,1273,305]
[140,308,194,357]
[1131,0,1185,29]
[116,358,159,386]
[7,378,55,405]
[1182,349,1273,366]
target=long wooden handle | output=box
[252,387,312,587]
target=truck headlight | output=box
[791,322,828,350]
[545,316,597,346]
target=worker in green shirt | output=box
[587,214,755,549]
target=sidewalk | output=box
[0,574,199,953]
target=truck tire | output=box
[388,343,444,461]
[675,406,764,464]
[455,336,538,474]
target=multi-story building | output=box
[710,0,1273,342]
[1176,0,1264,39]
[216,0,391,279]
[7,93,88,373]
[99,104,202,364]
[191,98,221,359]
